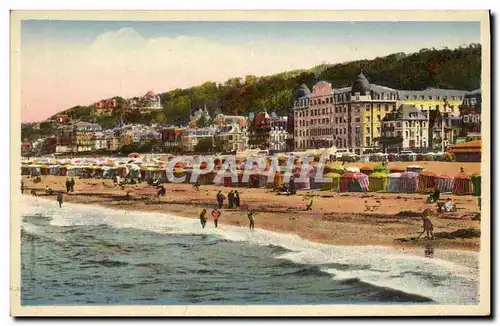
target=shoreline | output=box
[20,175,481,253]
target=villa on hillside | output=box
[126,91,162,113]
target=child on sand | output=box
[57,193,64,208]
[211,207,221,228]
[417,209,434,240]
[200,209,208,229]
[248,211,256,231]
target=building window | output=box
[355,117,360,123]
[322,108,325,115]
[355,127,360,134]
[366,127,370,134]
[343,107,347,113]
[366,137,371,146]
[366,116,371,122]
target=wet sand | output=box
[21,175,481,252]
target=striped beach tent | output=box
[471,174,481,197]
[417,171,437,193]
[387,173,403,193]
[436,173,454,193]
[350,173,369,192]
[339,173,355,192]
[401,172,419,193]
[369,172,388,192]
[321,173,341,191]
[453,173,473,195]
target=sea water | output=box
[19,196,479,305]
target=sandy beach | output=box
[21,163,481,253]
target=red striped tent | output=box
[417,171,437,193]
[387,173,402,193]
[400,172,419,193]
[350,173,369,192]
[388,153,397,162]
[453,173,473,195]
[436,173,454,193]
[339,173,355,192]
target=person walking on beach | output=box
[417,209,434,240]
[56,193,64,208]
[199,209,208,229]
[228,191,234,209]
[65,178,71,193]
[248,211,256,231]
[211,207,221,228]
[216,191,225,209]
[70,178,75,193]
[234,190,240,208]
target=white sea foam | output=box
[19,195,480,304]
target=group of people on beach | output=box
[199,207,257,231]
[216,190,240,209]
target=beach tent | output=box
[400,172,419,193]
[406,165,424,174]
[387,173,403,193]
[471,174,481,197]
[436,173,454,193]
[293,168,311,190]
[360,166,374,175]
[199,171,217,185]
[369,172,388,192]
[321,173,341,191]
[417,171,437,193]
[350,173,369,192]
[453,173,473,195]
[339,172,355,192]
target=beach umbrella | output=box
[373,164,390,174]
[128,153,140,158]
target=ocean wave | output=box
[19,195,479,304]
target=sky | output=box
[20,20,480,122]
